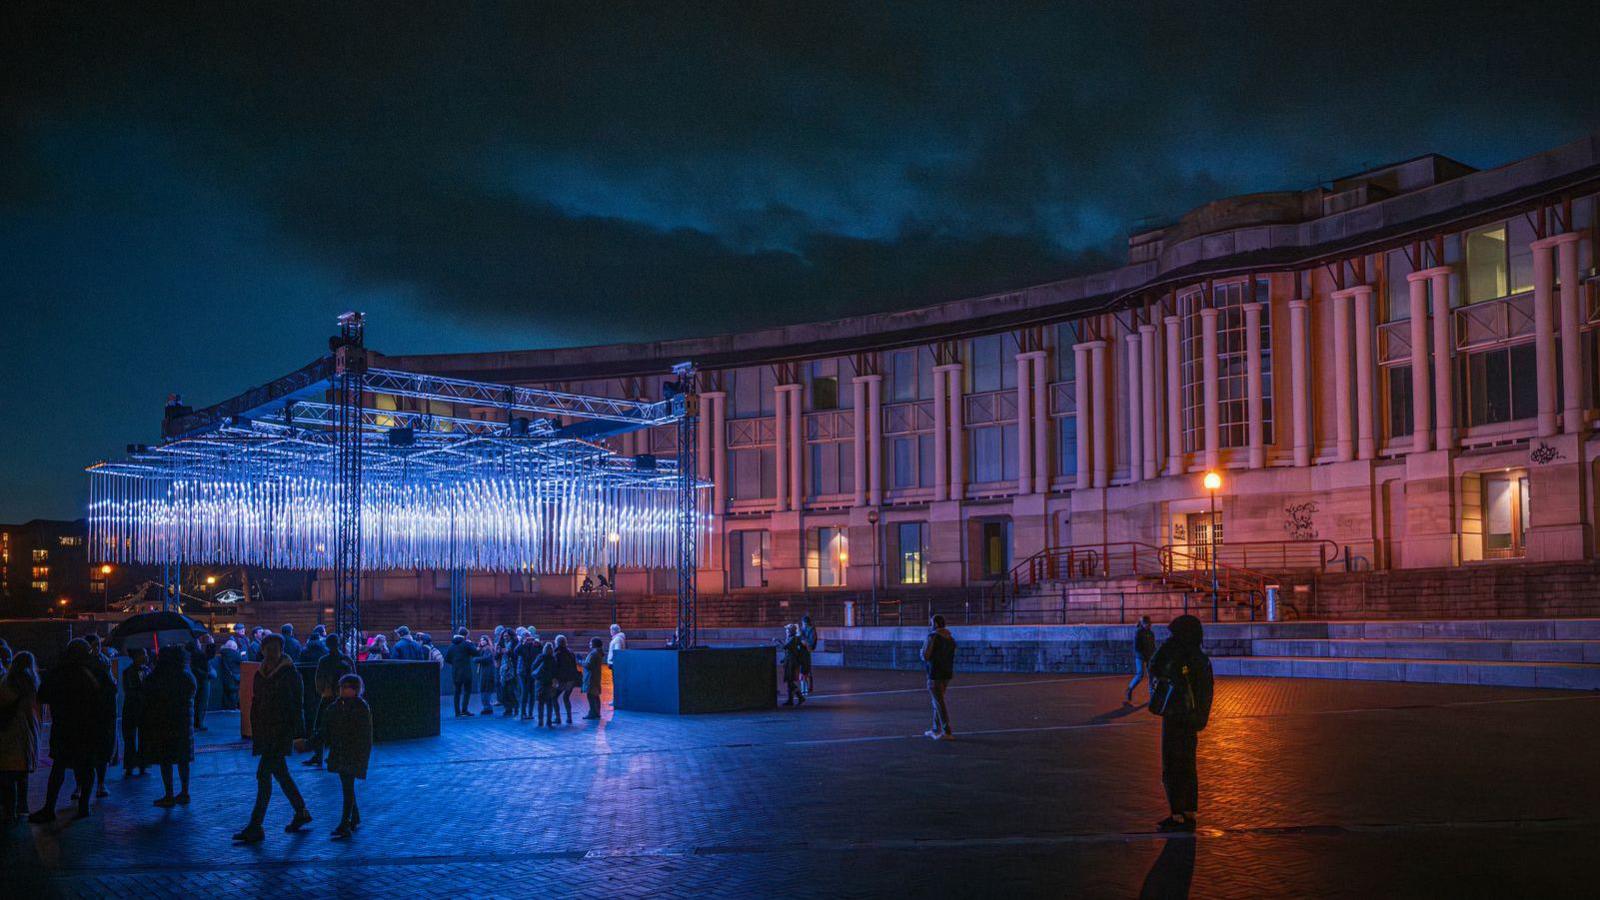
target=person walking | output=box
[119,647,151,777]
[1150,614,1215,832]
[279,624,304,663]
[319,673,372,839]
[143,646,196,808]
[234,634,311,842]
[551,635,580,725]
[778,624,805,707]
[444,629,478,717]
[798,615,819,695]
[606,623,627,665]
[29,639,102,822]
[1126,616,1158,705]
[581,637,605,720]
[189,632,215,733]
[218,637,243,710]
[473,634,496,715]
[0,651,41,826]
[920,614,956,740]
[515,632,541,721]
[533,642,558,727]
[304,638,354,768]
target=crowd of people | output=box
[0,609,1215,837]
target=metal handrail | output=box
[1158,539,1341,573]
[1004,540,1270,597]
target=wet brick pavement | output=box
[2,669,1597,898]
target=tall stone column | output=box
[696,396,711,481]
[1090,341,1110,488]
[1532,237,1559,437]
[1139,324,1159,479]
[1030,351,1048,493]
[1289,299,1312,466]
[1352,286,1376,460]
[787,384,803,511]
[1243,302,1265,468]
[1164,316,1183,475]
[851,378,868,507]
[1074,342,1092,490]
[1015,353,1034,495]
[774,382,789,511]
[1557,233,1586,434]
[702,391,728,515]
[932,362,949,502]
[1426,267,1456,450]
[1125,333,1143,483]
[1331,289,1354,462]
[943,364,966,501]
[1405,272,1433,453]
[1200,308,1220,470]
[864,374,884,505]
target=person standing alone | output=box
[234,634,311,842]
[320,673,372,839]
[1149,614,1215,832]
[444,629,478,718]
[1126,616,1157,705]
[920,615,956,740]
[581,637,605,720]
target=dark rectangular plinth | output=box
[613,646,776,714]
[239,659,440,742]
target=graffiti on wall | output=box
[1529,441,1565,466]
[1283,501,1320,541]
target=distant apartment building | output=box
[0,519,95,616]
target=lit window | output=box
[806,526,848,587]
[895,522,928,585]
[1180,279,1274,452]
[728,531,770,589]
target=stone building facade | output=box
[368,134,1600,603]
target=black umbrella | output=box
[107,611,207,651]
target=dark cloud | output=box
[1,0,1598,518]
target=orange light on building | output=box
[100,564,114,575]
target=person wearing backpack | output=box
[920,615,956,740]
[1147,614,1214,832]
[1126,616,1157,705]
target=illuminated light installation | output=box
[89,428,704,574]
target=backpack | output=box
[1149,660,1196,719]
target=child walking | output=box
[320,673,372,839]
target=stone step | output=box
[1325,619,1600,640]
[812,651,844,668]
[1214,656,1600,690]
[1252,638,1600,663]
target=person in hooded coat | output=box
[29,639,103,822]
[0,651,41,825]
[143,645,197,807]
[234,633,310,842]
[320,673,372,839]
[1149,614,1215,832]
[217,638,243,710]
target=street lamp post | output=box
[606,531,620,626]
[1203,471,1222,622]
[867,508,880,625]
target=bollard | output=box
[1265,586,1280,622]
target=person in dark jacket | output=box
[533,642,558,727]
[443,631,478,717]
[514,632,541,720]
[299,627,329,669]
[580,637,605,720]
[1150,614,1215,832]
[798,615,819,695]
[189,633,215,732]
[279,624,303,662]
[391,626,426,661]
[29,639,103,822]
[79,634,118,800]
[319,673,372,838]
[234,634,311,842]
[0,651,41,825]
[1127,616,1158,705]
[119,647,151,777]
[218,638,243,709]
[551,635,581,725]
[304,639,355,768]
[920,615,956,740]
[777,624,805,707]
[472,634,496,714]
[144,645,197,807]
[496,629,519,716]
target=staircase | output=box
[999,541,1272,623]
[1214,619,1600,690]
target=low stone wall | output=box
[815,624,1265,675]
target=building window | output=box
[728,531,770,589]
[1464,219,1536,305]
[32,581,48,592]
[890,434,935,489]
[807,359,850,411]
[967,333,1018,393]
[1482,472,1530,560]
[1462,344,1537,426]
[890,348,932,402]
[894,522,929,585]
[1383,249,1414,323]
[978,521,1011,579]
[730,367,777,418]
[1056,416,1078,479]
[58,536,82,546]
[731,447,777,500]
[969,424,1018,483]
[1180,279,1273,451]
[806,527,848,588]
[32,549,48,562]
[1384,365,1414,438]
[808,441,854,497]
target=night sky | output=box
[3,2,1597,521]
